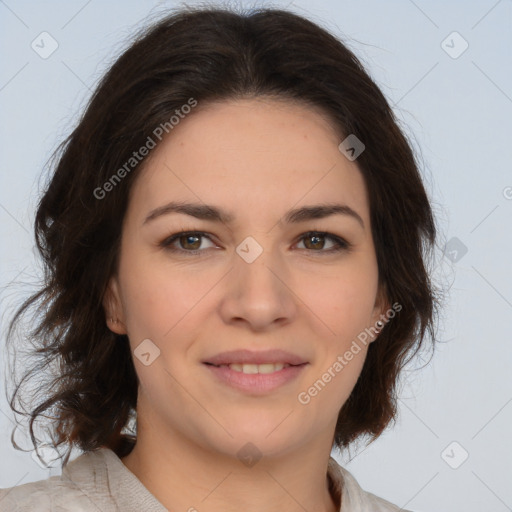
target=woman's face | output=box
[106,97,387,459]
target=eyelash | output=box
[159,230,351,256]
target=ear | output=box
[368,282,390,343]
[103,276,127,335]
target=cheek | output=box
[298,337,368,426]
[119,253,219,344]
[307,263,379,340]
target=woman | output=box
[1,5,438,511]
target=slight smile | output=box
[202,349,309,394]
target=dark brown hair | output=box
[5,5,439,466]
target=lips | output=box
[203,349,307,367]
[224,362,289,374]
[202,349,308,393]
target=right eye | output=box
[159,231,218,255]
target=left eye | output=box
[159,231,349,255]
[296,232,348,252]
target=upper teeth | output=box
[223,363,289,374]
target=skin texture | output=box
[104,97,388,512]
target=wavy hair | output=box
[4,5,440,467]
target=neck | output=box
[121,416,339,512]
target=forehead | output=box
[127,98,370,227]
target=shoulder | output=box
[0,477,91,512]
[0,448,167,512]
[0,449,112,512]
[328,457,413,512]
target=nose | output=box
[218,240,297,332]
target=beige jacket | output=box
[0,448,411,511]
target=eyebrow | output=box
[143,201,364,228]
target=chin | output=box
[225,421,305,458]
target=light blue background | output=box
[1,1,511,511]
